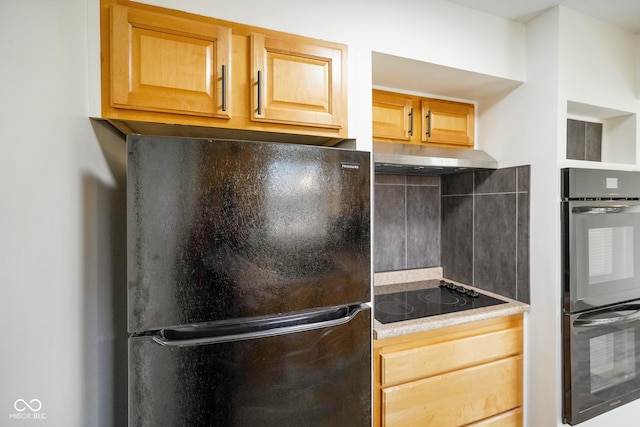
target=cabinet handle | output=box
[408,107,414,136]
[221,64,227,112]
[257,70,262,115]
[426,110,432,138]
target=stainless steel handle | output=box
[408,107,414,136]
[426,110,432,138]
[574,306,640,327]
[221,64,227,112]
[257,70,262,115]
[152,305,364,347]
[571,205,639,214]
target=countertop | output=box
[373,279,530,340]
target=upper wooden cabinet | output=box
[372,91,414,141]
[251,33,346,129]
[372,89,475,148]
[110,5,231,118]
[422,98,475,146]
[101,0,348,138]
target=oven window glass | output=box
[589,328,636,393]
[588,226,634,285]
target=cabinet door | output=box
[372,90,414,142]
[110,5,231,118]
[251,33,345,129]
[421,98,474,146]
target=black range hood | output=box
[373,141,498,176]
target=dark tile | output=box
[441,172,474,196]
[407,186,440,268]
[407,175,440,186]
[375,174,405,185]
[374,185,405,271]
[517,192,530,303]
[475,168,516,194]
[517,165,530,192]
[586,122,602,162]
[441,195,473,284]
[473,194,517,299]
[567,119,586,160]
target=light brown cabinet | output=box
[109,4,231,119]
[101,0,348,138]
[374,314,523,427]
[372,89,475,147]
[251,33,345,130]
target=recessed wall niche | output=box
[567,101,636,165]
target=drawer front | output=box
[383,355,522,427]
[466,408,522,427]
[381,327,522,386]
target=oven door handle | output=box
[574,305,640,327]
[572,205,640,214]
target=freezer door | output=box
[127,135,371,332]
[129,306,372,427]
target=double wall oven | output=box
[562,168,640,425]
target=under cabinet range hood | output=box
[373,141,498,176]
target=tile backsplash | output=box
[567,118,602,161]
[374,175,440,271]
[374,165,530,303]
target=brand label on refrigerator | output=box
[340,162,360,171]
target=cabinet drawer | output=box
[381,326,522,386]
[466,408,522,427]
[383,355,523,427]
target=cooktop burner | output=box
[374,281,507,324]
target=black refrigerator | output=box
[126,135,372,426]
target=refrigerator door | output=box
[127,135,371,333]
[129,305,372,427]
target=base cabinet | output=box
[374,314,523,427]
[372,89,475,147]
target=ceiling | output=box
[442,0,640,34]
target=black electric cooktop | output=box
[374,281,507,324]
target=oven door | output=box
[563,302,640,425]
[563,200,640,313]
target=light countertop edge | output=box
[373,280,531,340]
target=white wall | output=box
[0,0,115,426]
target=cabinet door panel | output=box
[251,33,344,129]
[381,326,522,386]
[382,355,522,427]
[372,91,413,141]
[111,5,231,118]
[421,99,474,146]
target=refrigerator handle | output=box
[152,304,367,348]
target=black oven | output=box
[562,168,640,425]
[564,302,640,425]
[563,199,640,313]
